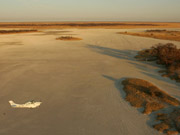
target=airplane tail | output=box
[9,100,16,106]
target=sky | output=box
[0,0,180,22]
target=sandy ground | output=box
[0,29,180,135]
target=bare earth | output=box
[0,28,180,135]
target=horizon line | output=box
[0,21,180,23]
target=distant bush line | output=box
[0,30,38,34]
[56,36,82,41]
[0,23,158,27]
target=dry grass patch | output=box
[167,131,179,135]
[122,78,180,112]
[153,122,170,133]
[56,36,82,41]
[1,22,180,29]
[118,29,180,41]
[154,109,180,134]
[0,22,161,29]
[135,43,180,82]
[0,29,38,34]
[122,78,180,134]
[144,102,164,114]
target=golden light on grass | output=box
[122,78,180,134]
[0,29,38,34]
[153,109,180,134]
[56,36,82,41]
[135,43,180,82]
[167,131,179,135]
[0,22,180,29]
[143,102,164,114]
[153,123,170,133]
[118,30,180,41]
[122,78,180,112]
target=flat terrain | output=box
[0,28,180,135]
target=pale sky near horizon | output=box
[0,0,180,22]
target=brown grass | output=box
[167,131,179,135]
[143,102,164,114]
[122,78,180,134]
[135,43,180,82]
[154,109,180,134]
[118,30,180,41]
[156,113,168,121]
[153,123,170,132]
[56,36,82,41]
[0,22,180,29]
[146,29,167,33]
[0,29,38,34]
[122,78,180,113]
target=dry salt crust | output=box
[0,29,180,135]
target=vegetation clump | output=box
[118,30,180,41]
[122,78,180,134]
[122,78,180,112]
[153,122,170,133]
[154,109,180,134]
[0,29,38,34]
[167,131,179,135]
[56,36,82,41]
[135,43,180,82]
[146,29,167,33]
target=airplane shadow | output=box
[26,30,75,36]
[0,41,23,46]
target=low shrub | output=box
[56,36,82,41]
[0,30,38,34]
[136,43,180,82]
[122,78,180,134]
[122,78,180,112]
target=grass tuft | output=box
[122,78,180,134]
[135,43,180,82]
[122,78,180,110]
[0,29,38,34]
[56,36,82,41]
[153,122,170,132]
[118,30,180,41]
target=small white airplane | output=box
[9,100,42,109]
